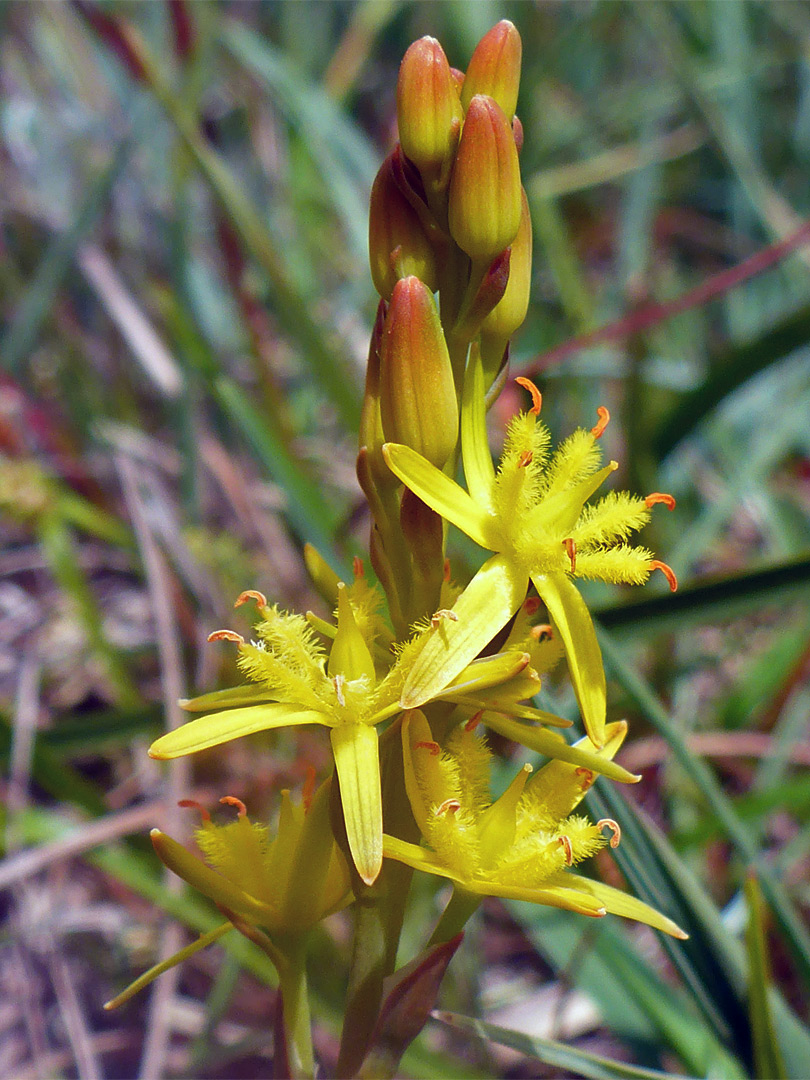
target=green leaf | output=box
[745,875,787,1080]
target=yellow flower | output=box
[383,348,677,746]
[383,711,686,937]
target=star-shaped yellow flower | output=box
[383,348,677,746]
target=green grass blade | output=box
[745,875,788,1080]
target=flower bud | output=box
[481,187,532,341]
[397,37,463,179]
[461,20,522,120]
[448,95,522,262]
[380,276,458,468]
[369,154,438,299]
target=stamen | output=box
[353,556,365,578]
[443,558,451,583]
[597,818,621,848]
[436,798,461,816]
[415,740,441,756]
[591,406,610,438]
[464,710,484,732]
[650,560,678,592]
[574,767,594,790]
[531,623,553,642]
[645,492,676,511]
[333,674,347,707]
[234,590,267,609]
[515,376,542,415]
[558,835,573,865]
[178,798,211,822]
[523,597,542,615]
[431,608,459,630]
[207,629,245,644]
[562,538,577,573]
[220,795,247,819]
[518,450,533,468]
[302,765,316,814]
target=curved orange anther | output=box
[597,818,621,848]
[591,406,610,438]
[645,492,676,511]
[558,835,573,865]
[650,560,678,592]
[574,767,594,790]
[518,450,533,468]
[515,377,542,415]
[415,740,441,756]
[220,795,247,819]
[431,608,459,630]
[531,623,554,641]
[353,556,365,579]
[563,537,577,573]
[207,629,245,644]
[443,558,451,583]
[523,596,542,615]
[178,798,211,822]
[436,798,461,816]
[234,590,267,610]
[465,710,484,732]
[302,765,317,814]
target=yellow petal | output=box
[331,724,383,885]
[402,554,528,708]
[464,877,606,917]
[531,462,618,537]
[149,704,330,759]
[525,720,629,817]
[481,713,639,784]
[461,343,496,507]
[382,442,496,550]
[328,583,376,682]
[401,710,443,836]
[561,873,688,938]
[531,572,606,747]
[382,833,461,884]
[443,651,531,698]
[180,685,277,712]
[477,763,532,867]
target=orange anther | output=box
[563,537,577,573]
[574,767,594,790]
[645,492,676,511]
[464,710,484,732]
[302,765,316,814]
[650,560,678,592]
[234,590,267,609]
[518,450,533,468]
[207,629,245,644]
[597,818,621,848]
[523,597,542,615]
[178,798,211,822]
[515,376,542,415]
[220,795,247,819]
[353,556,365,578]
[591,406,610,438]
[436,798,461,816]
[443,558,451,583]
[431,608,459,630]
[558,835,573,865]
[531,623,553,641]
[415,740,441,756]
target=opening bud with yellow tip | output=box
[369,154,439,300]
[461,19,522,121]
[397,36,463,182]
[448,94,522,263]
[380,276,458,469]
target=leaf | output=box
[745,875,787,1080]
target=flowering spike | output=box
[650,560,678,592]
[597,818,622,848]
[220,795,247,818]
[591,406,610,438]
[645,492,676,510]
[178,798,211,822]
[563,538,577,573]
[234,590,267,610]
[515,376,542,414]
[207,629,244,644]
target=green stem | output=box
[428,887,481,948]
[275,937,315,1080]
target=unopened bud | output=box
[380,276,458,468]
[369,154,438,299]
[448,95,521,262]
[481,187,532,341]
[461,20,522,120]
[397,37,463,180]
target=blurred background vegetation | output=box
[1,1,810,1077]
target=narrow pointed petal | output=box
[329,583,376,681]
[531,572,606,747]
[331,724,383,885]
[383,442,496,550]
[533,461,618,537]
[525,720,629,816]
[465,878,606,916]
[149,704,330,759]
[383,834,461,884]
[481,712,639,784]
[461,344,496,506]
[562,874,688,938]
[402,555,528,708]
[443,651,530,698]
[180,685,277,712]
[452,696,572,728]
[477,763,531,865]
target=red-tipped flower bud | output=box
[369,155,438,299]
[380,277,458,468]
[461,20,522,120]
[397,37,463,179]
[448,95,522,262]
[481,187,532,341]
